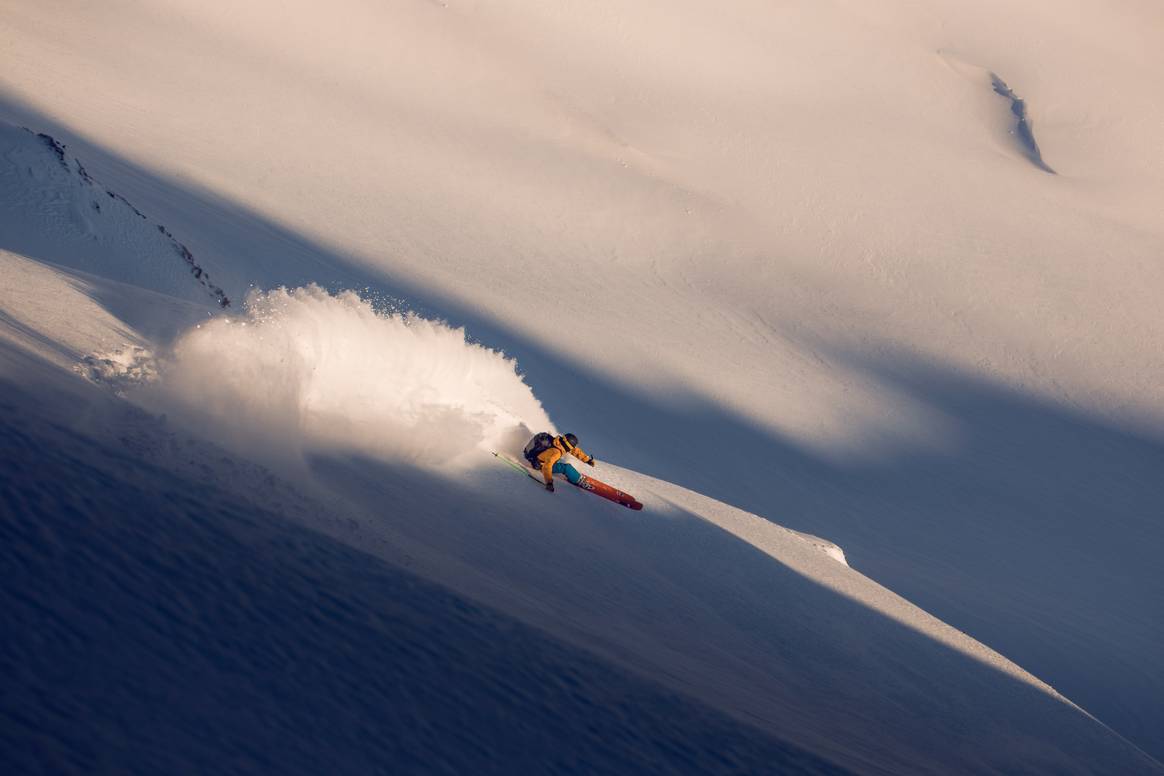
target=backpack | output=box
[523,432,555,468]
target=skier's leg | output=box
[552,461,583,485]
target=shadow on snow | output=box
[2,92,1162,765]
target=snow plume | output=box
[151,286,551,468]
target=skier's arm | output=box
[540,448,561,485]
[571,446,594,465]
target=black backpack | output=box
[523,432,555,468]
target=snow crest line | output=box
[7,125,230,307]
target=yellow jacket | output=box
[536,436,593,484]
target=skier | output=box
[522,432,596,493]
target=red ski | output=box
[573,474,643,511]
[492,452,643,511]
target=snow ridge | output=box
[6,126,229,307]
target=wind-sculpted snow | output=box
[0,123,229,307]
[150,285,550,467]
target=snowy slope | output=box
[1,131,1159,772]
[2,371,851,776]
[1,352,1156,775]
[4,0,1164,770]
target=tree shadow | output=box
[3,91,1162,762]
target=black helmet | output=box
[561,433,579,450]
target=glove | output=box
[586,457,596,467]
[545,481,555,493]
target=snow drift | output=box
[150,285,551,467]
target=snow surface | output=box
[3,0,1164,772]
[0,251,1155,776]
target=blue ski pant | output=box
[552,461,583,485]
